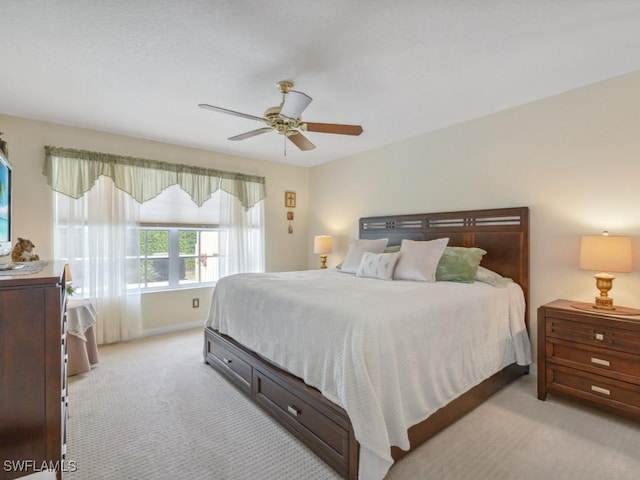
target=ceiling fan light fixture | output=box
[280,90,313,120]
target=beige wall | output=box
[0,114,310,332]
[309,71,640,362]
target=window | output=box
[56,183,264,296]
[137,226,221,290]
[49,147,265,343]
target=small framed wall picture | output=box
[285,191,296,208]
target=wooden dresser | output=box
[0,262,68,479]
[538,299,640,421]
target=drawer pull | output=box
[591,385,610,396]
[594,333,604,341]
[590,357,610,367]
[287,405,300,417]
[222,357,232,364]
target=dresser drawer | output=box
[547,340,640,385]
[546,316,640,355]
[547,365,640,413]
[255,370,349,471]
[206,334,252,392]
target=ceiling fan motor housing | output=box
[264,105,298,135]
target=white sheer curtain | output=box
[54,176,142,344]
[218,190,265,276]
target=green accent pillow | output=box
[435,246,486,283]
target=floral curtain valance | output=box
[43,146,266,209]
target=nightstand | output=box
[538,299,640,421]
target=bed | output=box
[204,207,531,480]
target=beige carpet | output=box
[67,328,640,480]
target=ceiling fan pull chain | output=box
[284,134,287,156]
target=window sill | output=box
[138,283,216,295]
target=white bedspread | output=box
[206,269,531,480]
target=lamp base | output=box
[571,302,640,316]
[320,254,327,269]
[594,295,615,310]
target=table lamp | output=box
[64,264,72,282]
[577,232,632,311]
[313,235,333,269]
[64,263,77,296]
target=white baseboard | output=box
[142,320,204,337]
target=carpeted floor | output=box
[67,328,640,480]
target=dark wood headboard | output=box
[359,207,530,326]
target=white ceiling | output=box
[1,1,639,167]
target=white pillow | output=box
[356,252,401,281]
[340,238,389,274]
[475,266,513,288]
[393,238,449,282]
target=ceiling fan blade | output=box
[302,122,363,136]
[287,132,316,151]
[229,128,272,141]
[279,90,313,119]
[198,104,265,122]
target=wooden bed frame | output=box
[204,206,530,479]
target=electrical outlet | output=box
[192,298,199,308]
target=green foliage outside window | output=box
[140,230,168,255]
[179,230,197,255]
[139,229,200,285]
[138,230,198,255]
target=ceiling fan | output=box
[198,81,363,152]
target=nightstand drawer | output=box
[546,316,640,355]
[547,340,640,384]
[547,366,640,412]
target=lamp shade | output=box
[280,90,313,119]
[64,263,73,282]
[579,235,632,273]
[313,235,333,255]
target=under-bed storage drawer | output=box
[205,333,252,392]
[204,328,358,479]
[254,369,350,475]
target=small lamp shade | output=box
[280,90,313,119]
[577,233,633,312]
[64,264,73,282]
[313,235,333,269]
[313,235,333,255]
[579,235,632,273]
